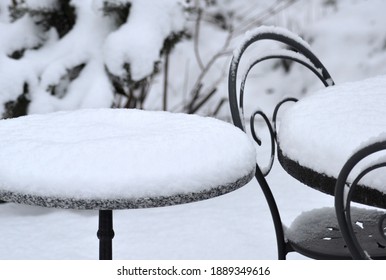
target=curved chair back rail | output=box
[335,141,386,259]
[228,28,334,130]
[228,27,334,259]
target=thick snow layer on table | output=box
[0,109,255,202]
[278,75,386,193]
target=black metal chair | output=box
[335,140,386,259]
[228,27,386,259]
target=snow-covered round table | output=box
[277,75,386,209]
[0,108,256,259]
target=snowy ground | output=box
[0,0,386,260]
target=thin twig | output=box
[189,30,232,99]
[194,8,205,71]
[189,87,217,114]
[211,98,227,117]
[163,49,170,111]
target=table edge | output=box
[0,168,255,210]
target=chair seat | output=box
[286,207,386,259]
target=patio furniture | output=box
[277,75,386,207]
[0,108,256,260]
[228,26,386,259]
[336,139,386,259]
[277,74,386,260]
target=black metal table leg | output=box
[97,210,115,260]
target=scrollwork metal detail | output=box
[228,28,334,260]
[250,110,275,176]
[335,141,386,259]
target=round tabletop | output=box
[0,109,256,210]
[277,75,386,209]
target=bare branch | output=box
[194,7,205,71]
[163,50,170,111]
[211,98,227,117]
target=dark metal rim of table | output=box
[277,146,386,210]
[0,169,255,260]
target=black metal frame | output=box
[228,28,386,260]
[335,141,386,259]
[97,210,115,260]
[228,29,334,259]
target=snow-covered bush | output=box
[0,0,188,117]
[1,0,385,120]
[0,0,305,118]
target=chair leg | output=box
[254,170,287,260]
[97,210,115,260]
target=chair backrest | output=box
[228,26,334,259]
[335,140,386,259]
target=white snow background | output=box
[0,0,386,259]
